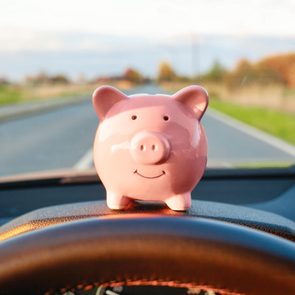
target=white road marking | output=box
[207,108,295,157]
[73,148,93,170]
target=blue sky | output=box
[0,0,295,80]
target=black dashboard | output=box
[0,167,295,222]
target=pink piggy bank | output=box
[92,85,208,211]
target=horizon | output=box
[1,33,294,81]
[1,0,295,80]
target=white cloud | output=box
[0,0,294,39]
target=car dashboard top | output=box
[0,167,294,233]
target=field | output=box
[0,85,26,105]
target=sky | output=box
[1,0,295,38]
[0,0,295,79]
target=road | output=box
[0,85,295,177]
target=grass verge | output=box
[0,85,26,104]
[210,99,295,146]
[0,81,135,106]
[0,84,91,105]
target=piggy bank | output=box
[92,85,208,211]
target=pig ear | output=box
[92,85,128,120]
[173,85,208,120]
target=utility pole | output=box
[191,33,199,82]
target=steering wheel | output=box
[0,202,294,294]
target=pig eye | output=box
[163,115,169,121]
[131,115,137,120]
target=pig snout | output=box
[130,131,170,164]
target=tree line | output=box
[157,53,295,89]
[1,53,294,88]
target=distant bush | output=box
[25,72,70,85]
[49,74,70,84]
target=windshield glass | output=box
[0,0,295,177]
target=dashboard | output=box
[0,167,295,228]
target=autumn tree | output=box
[157,61,177,82]
[235,59,252,72]
[257,53,295,87]
[225,59,255,87]
[123,67,143,84]
[225,58,284,88]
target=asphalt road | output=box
[0,85,294,177]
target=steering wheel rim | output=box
[0,215,294,295]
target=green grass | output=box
[0,85,90,106]
[210,99,295,146]
[0,85,26,105]
[0,82,132,106]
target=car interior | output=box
[1,0,295,294]
[0,166,294,294]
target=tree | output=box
[257,53,295,87]
[49,74,70,84]
[157,61,177,82]
[123,67,143,84]
[204,60,227,82]
[25,71,50,85]
[235,59,252,73]
[225,59,255,88]
[0,77,10,85]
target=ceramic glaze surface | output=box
[92,85,208,211]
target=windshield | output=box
[0,0,295,177]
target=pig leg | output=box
[106,191,130,210]
[165,193,191,211]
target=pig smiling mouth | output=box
[134,169,165,179]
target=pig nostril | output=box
[131,132,170,164]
